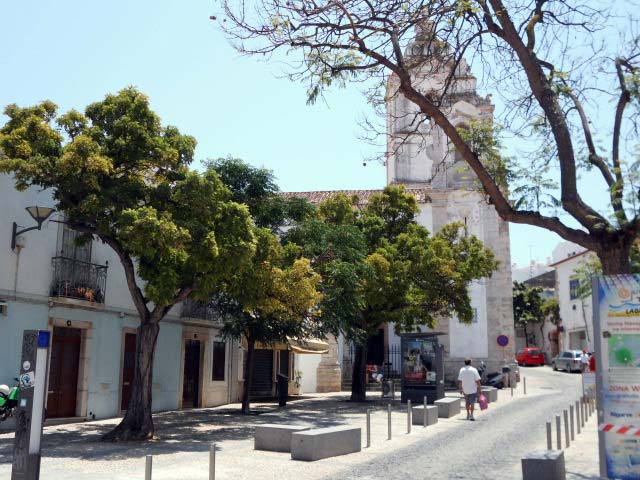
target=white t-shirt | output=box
[581,353,589,364]
[458,365,481,394]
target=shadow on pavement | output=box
[0,394,388,464]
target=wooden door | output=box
[182,340,201,408]
[47,327,81,418]
[251,349,274,397]
[120,332,136,411]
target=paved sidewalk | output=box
[0,378,600,479]
[564,404,601,480]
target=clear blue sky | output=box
[0,0,569,268]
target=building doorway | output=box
[366,328,385,366]
[250,349,274,397]
[47,326,81,418]
[182,339,201,408]
[120,332,136,411]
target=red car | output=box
[516,347,545,366]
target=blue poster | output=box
[594,275,640,479]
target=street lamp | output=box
[11,206,55,250]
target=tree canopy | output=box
[0,88,256,440]
[284,186,498,400]
[218,0,640,274]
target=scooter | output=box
[0,378,19,421]
[478,362,505,389]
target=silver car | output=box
[552,350,583,373]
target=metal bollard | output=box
[209,444,216,480]
[564,410,570,448]
[366,409,371,448]
[388,404,392,440]
[546,421,552,450]
[407,399,412,434]
[570,405,575,441]
[580,399,585,428]
[576,401,581,434]
[511,386,514,397]
[556,414,562,450]
[523,377,527,395]
[423,396,428,427]
[145,455,152,480]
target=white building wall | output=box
[554,251,596,352]
[0,173,232,426]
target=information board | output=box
[593,275,640,480]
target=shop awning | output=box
[288,337,329,355]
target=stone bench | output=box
[521,450,566,480]
[411,405,438,426]
[434,397,461,418]
[255,424,310,452]
[481,387,498,403]
[291,426,361,461]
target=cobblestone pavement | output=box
[0,366,596,479]
[325,366,598,480]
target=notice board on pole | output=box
[593,275,640,480]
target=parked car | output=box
[552,350,583,372]
[516,347,545,366]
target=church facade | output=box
[286,24,515,391]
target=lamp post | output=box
[11,206,55,250]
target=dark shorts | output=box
[464,393,477,406]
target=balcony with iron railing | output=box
[50,256,108,304]
[180,299,223,324]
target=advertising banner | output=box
[593,275,640,480]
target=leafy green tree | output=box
[207,157,315,232]
[214,228,321,413]
[512,282,545,348]
[285,186,499,401]
[0,88,255,441]
[219,0,640,274]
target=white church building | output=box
[286,23,515,392]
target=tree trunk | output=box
[523,324,529,347]
[598,237,633,275]
[350,342,368,402]
[241,332,255,414]
[103,320,159,441]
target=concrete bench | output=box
[255,424,310,452]
[521,450,565,480]
[411,405,438,426]
[291,426,361,461]
[481,387,498,403]
[434,397,461,418]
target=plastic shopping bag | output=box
[478,394,488,411]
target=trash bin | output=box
[277,373,288,407]
[502,365,511,388]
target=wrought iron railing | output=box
[50,256,108,304]
[181,299,222,324]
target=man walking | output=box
[458,358,482,421]
[580,349,590,373]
